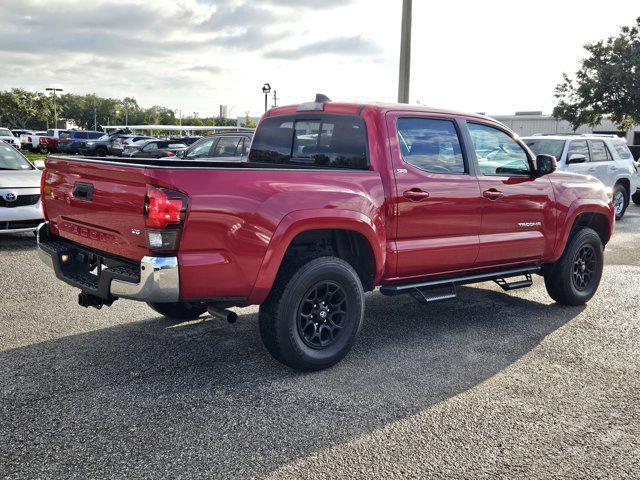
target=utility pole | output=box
[93,94,97,131]
[46,87,63,128]
[397,0,412,103]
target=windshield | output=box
[0,144,33,170]
[523,139,566,158]
[0,128,12,137]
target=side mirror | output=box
[567,153,586,164]
[176,150,186,159]
[34,160,45,169]
[535,154,557,176]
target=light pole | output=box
[397,0,412,103]
[262,83,272,112]
[93,94,97,131]
[46,87,63,128]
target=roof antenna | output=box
[315,93,331,103]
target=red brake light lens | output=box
[145,187,187,229]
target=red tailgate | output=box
[42,157,151,261]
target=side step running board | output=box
[410,284,457,304]
[494,273,533,291]
[380,266,540,297]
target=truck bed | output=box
[42,155,385,302]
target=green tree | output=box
[0,88,51,129]
[554,17,640,130]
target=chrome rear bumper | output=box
[110,256,179,302]
[37,222,179,303]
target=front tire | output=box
[544,228,604,306]
[259,256,364,371]
[613,183,628,220]
[147,302,207,320]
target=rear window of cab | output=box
[249,114,369,170]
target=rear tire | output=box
[613,183,628,220]
[632,191,640,205]
[147,302,207,320]
[544,228,603,306]
[95,147,107,157]
[259,256,364,371]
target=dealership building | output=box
[491,112,640,146]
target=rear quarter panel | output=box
[146,167,388,303]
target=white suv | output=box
[523,135,639,220]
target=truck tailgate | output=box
[43,157,151,260]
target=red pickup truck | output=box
[37,99,615,371]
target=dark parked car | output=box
[176,132,253,161]
[169,136,202,146]
[58,131,104,154]
[122,139,187,158]
[80,133,124,157]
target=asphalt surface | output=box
[1,208,639,479]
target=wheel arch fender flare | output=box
[551,198,614,262]
[247,209,386,304]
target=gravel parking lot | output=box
[2,208,639,479]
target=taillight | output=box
[39,137,47,144]
[164,151,175,157]
[27,136,32,142]
[144,186,188,252]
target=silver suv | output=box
[523,135,639,220]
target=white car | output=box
[523,135,639,220]
[0,128,20,149]
[0,141,43,234]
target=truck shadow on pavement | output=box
[2,287,584,478]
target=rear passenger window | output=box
[589,141,612,162]
[396,118,465,174]
[612,141,633,160]
[249,115,368,169]
[213,136,242,157]
[567,141,590,162]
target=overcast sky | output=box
[0,0,636,118]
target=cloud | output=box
[0,0,381,116]
[264,35,381,60]
[187,65,223,74]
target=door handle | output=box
[483,189,504,200]
[403,189,430,201]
